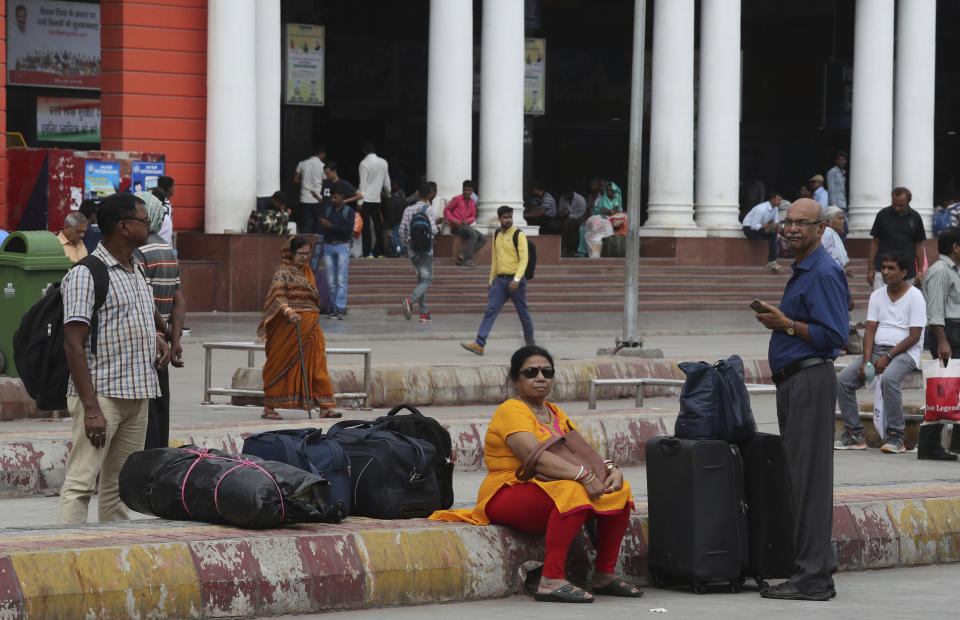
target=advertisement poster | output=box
[524,38,546,115]
[84,161,119,199]
[36,96,100,142]
[130,161,165,193]
[7,0,101,89]
[285,23,325,106]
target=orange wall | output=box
[101,0,207,232]
[0,3,7,228]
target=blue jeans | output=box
[476,277,534,347]
[323,242,350,311]
[409,254,433,314]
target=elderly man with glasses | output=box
[753,198,849,601]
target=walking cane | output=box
[295,322,312,419]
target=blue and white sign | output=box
[130,161,164,193]
[83,160,119,199]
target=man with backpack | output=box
[58,193,170,524]
[461,205,535,355]
[399,182,439,323]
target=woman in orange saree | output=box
[257,237,340,419]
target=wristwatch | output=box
[786,321,795,336]
[886,351,895,360]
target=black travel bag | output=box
[326,420,444,519]
[739,432,796,588]
[601,234,626,257]
[242,427,351,521]
[374,404,454,509]
[119,445,338,528]
[645,436,748,593]
[675,355,757,443]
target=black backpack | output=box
[495,228,537,280]
[13,255,110,411]
[409,204,434,255]
[374,404,454,509]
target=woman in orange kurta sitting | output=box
[430,345,640,603]
[257,236,340,420]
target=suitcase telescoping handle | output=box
[656,437,682,457]
[384,404,425,418]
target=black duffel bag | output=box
[119,445,338,528]
[326,420,443,519]
[374,404,454,509]
[674,355,757,443]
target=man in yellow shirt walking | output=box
[461,206,534,355]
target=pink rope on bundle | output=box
[180,448,286,522]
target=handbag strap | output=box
[516,435,563,481]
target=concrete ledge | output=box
[0,411,674,499]
[1,493,958,617]
[229,357,776,408]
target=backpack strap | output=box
[511,228,521,257]
[74,255,110,356]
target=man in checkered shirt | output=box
[58,193,170,524]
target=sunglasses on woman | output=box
[520,366,555,379]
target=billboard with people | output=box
[6,0,101,89]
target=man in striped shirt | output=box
[134,191,186,450]
[59,193,170,524]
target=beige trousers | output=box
[58,395,148,524]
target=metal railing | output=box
[202,341,372,407]
[587,377,777,409]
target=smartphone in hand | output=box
[751,299,772,313]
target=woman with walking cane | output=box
[257,236,341,420]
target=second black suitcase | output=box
[739,432,796,588]
[645,436,748,593]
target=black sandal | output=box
[533,583,594,603]
[592,577,643,597]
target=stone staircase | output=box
[346,257,873,315]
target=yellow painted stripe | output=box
[12,543,202,619]
[355,530,466,606]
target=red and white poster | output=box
[6,0,101,89]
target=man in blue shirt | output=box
[809,174,829,209]
[319,184,356,319]
[754,198,849,601]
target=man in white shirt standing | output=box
[357,141,391,257]
[835,252,926,453]
[559,187,588,256]
[741,193,782,272]
[294,146,327,234]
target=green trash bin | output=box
[0,231,73,377]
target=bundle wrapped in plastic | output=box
[119,445,339,528]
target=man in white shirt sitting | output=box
[741,193,782,272]
[835,252,926,453]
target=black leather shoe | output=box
[760,582,832,602]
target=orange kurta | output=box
[259,256,336,410]
[430,398,633,524]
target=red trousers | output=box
[485,483,631,579]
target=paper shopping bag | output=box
[923,359,960,422]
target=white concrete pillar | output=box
[694,0,741,233]
[477,0,526,231]
[848,0,895,236]
[643,0,695,231]
[894,0,936,233]
[427,0,473,206]
[254,0,281,197]
[205,0,257,233]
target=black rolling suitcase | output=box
[739,432,796,588]
[645,436,748,593]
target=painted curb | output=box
[228,357,777,408]
[1,492,958,618]
[0,412,676,498]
